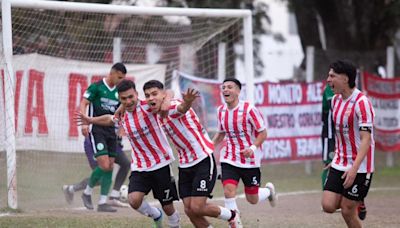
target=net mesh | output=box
[0,6,245,210]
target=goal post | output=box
[1,0,254,210]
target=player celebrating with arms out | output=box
[322,60,375,228]
[77,79,180,228]
[143,80,241,228]
[213,78,277,227]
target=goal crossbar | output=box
[10,0,251,18]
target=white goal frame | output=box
[1,0,255,209]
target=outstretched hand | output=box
[74,111,92,126]
[181,88,200,103]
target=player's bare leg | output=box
[183,197,210,227]
[321,191,342,213]
[245,182,276,206]
[341,197,362,228]
[223,183,238,210]
[129,192,165,227]
[223,183,243,228]
[162,203,180,228]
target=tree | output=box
[289,0,400,79]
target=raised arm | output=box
[177,88,200,114]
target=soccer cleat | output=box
[62,185,74,204]
[228,210,243,228]
[97,203,117,212]
[153,208,163,228]
[81,193,94,210]
[108,197,130,208]
[358,202,367,220]
[265,182,277,207]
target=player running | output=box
[213,78,277,227]
[322,60,374,228]
[76,79,180,228]
[143,80,241,228]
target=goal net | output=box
[0,0,253,210]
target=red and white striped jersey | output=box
[115,100,175,172]
[331,89,375,173]
[217,100,266,168]
[159,99,214,168]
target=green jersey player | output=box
[80,63,126,212]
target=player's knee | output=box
[162,203,176,216]
[128,195,141,209]
[246,197,258,205]
[223,188,235,198]
[190,203,205,215]
[321,203,337,213]
[340,203,355,218]
[184,205,194,217]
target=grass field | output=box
[1,150,400,227]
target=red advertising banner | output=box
[177,71,325,163]
[362,72,400,151]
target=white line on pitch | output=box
[1,187,399,217]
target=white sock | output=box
[167,210,180,227]
[207,225,214,228]
[98,195,108,204]
[137,200,161,219]
[224,197,239,212]
[83,185,93,195]
[109,189,120,198]
[218,206,233,221]
[258,187,271,203]
[68,185,74,192]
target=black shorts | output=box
[178,155,217,199]
[324,167,373,201]
[221,163,261,195]
[128,165,179,206]
[89,130,117,158]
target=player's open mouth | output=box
[150,102,157,107]
[224,94,230,98]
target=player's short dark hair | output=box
[117,79,136,93]
[143,80,164,91]
[111,62,127,74]
[330,60,357,88]
[223,78,242,90]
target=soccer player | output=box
[322,60,374,228]
[76,79,180,228]
[79,62,126,212]
[212,78,277,227]
[62,135,130,208]
[143,80,241,228]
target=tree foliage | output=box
[289,0,400,78]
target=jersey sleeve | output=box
[83,83,98,102]
[167,100,186,119]
[355,96,374,127]
[248,105,265,132]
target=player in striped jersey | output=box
[213,78,277,227]
[322,60,374,228]
[143,80,241,228]
[77,79,180,228]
